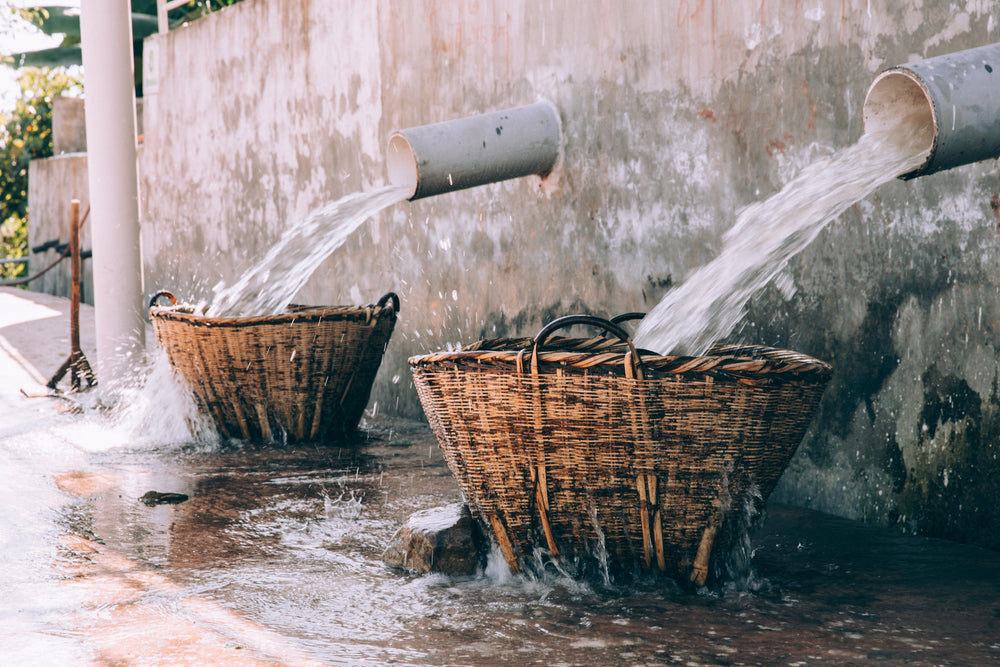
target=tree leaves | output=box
[0,67,83,278]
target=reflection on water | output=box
[4,397,999,665]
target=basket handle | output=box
[148,290,178,309]
[376,292,400,313]
[531,314,643,379]
[610,312,645,326]
[533,314,632,347]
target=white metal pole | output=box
[79,0,145,393]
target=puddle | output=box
[3,407,998,666]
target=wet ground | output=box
[3,287,1000,666]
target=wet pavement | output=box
[3,286,1000,666]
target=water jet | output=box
[863,42,1000,179]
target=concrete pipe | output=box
[863,42,1000,179]
[386,102,561,200]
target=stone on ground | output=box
[382,503,485,575]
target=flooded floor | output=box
[3,288,999,666]
[6,414,1000,666]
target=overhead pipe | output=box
[863,42,1000,179]
[386,101,561,200]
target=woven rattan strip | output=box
[410,324,831,585]
[150,292,398,443]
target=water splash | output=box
[483,543,517,586]
[323,489,366,521]
[588,500,612,587]
[634,115,933,355]
[107,348,219,447]
[207,184,410,317]
[717,483,766,594]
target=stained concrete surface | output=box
[2,286,1000,666]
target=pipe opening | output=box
[387,133,419,200]
[863,70,937,177]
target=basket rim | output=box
[147,289,400,328]
[408,336,833,380]
[149,303,397,327]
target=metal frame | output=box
[156,0,195,34]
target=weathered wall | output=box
[116,0,1000,549]
[52,96,87,155]
[27,96,140,304]
[26,154,93,304]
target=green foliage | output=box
[0,67,83,279]
[4,2,244,97]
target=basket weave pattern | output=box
[410,332,831,584]
[151,298,397,442]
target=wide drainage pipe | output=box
[386,101,561,200]
[863,42,1000,179]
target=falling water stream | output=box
[206,184,411,317]
[4,112,999,664]
[634,113,932,356]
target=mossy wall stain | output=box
[892,368,1000,549]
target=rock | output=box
[140,491,189,506]
[382,503,486,575]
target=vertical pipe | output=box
[79,0,145,392]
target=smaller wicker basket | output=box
[409,314,832,585]
[149,290,399,443]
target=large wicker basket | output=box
[409,314,832,585]
[149,290,399,443]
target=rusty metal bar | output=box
[47,200,96,392]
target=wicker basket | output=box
[409,314,832,585]
[149,290,399,443]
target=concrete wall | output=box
[49,96,142,155]
[27,98,141,305]
[26,154,93,304]
[52,96,87,155]
[61,0,1000,549]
